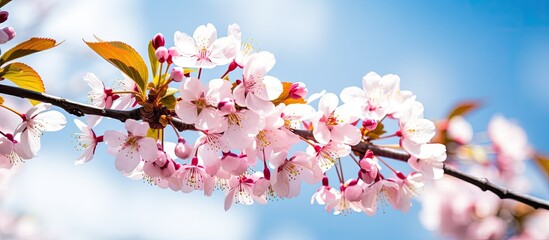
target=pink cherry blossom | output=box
[488,115,532,176]
[361,179,399,216]
[269,151,316,198]
[0,134,33,169]
[177,157,212,194]
[14,103,67,156]
[307,141,351,173]
[194,127,230,167]
[224,174,267,210]
[174,77,231,130]
[398,101,436,155]
[233,51,283,113]
[220,151,248,176]
[407,143,447,179]
[84,73,116,109]
[311,176,338,205]
[281,103,316,130]
[221,108,264,149]
[311,93,361,145]
[104,119,157,174]
[227,23,254,68]
[173,23,237,69]
[326,180,366,215]
[73,119,102,166]
[393,171,424,212]
[446,116,473,144]
[340,71,415,121]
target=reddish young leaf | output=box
[447,100,482,119]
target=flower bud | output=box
[170,67,185,82]
[218,98,236,113]
[167,47,179,64]
[161,160,176,178]
[155,47,169,63]
[0,11,9,24]
[362,119,377,131]
[289,82,308,99]
[152,33,165,49]
[174,138,192,159]
[0,27,15,44]
[344,181,364,201]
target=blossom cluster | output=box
[420,113,549,239]
[68,23,447,213]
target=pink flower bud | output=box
[344,182,364,201]
[0,27,15,44]
[161,160,176,178]
[155,47,168,63]
[289,82,308,99]
[167,47,179,64]
[152,33,165,49]
[0,11,8,24]
[362,119,377,131]
[218,98,236,113]
[175,138,192,159]
[289,82,307,99]
[170,67,185,82]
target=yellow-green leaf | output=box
[160,95,177,110]
[0,62,45,105]
[533,153,549,179]
[367,122,386,140]
[147,128,161,140]
[448,100,482,119]
[85,40,148,95]
[0,0,12,8]
[272,82,293,106]
[0,37,59,66]
[148,40,159,79]
[164,87,178,97]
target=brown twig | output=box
[1,83,547,210]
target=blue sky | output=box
[2,0,549,239]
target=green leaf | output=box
[533,153,549,179]
[0,37,59,66]
[0,62,45,105]
[85,40,148,95]
[148,40,159,80]
[0,0,12,9]
[160,95,176,110]
[448,100,482,119]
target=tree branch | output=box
[0,84,140,121]
[1,83,547,210]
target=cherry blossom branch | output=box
[1,83,548,210]
[292,129,549,210]
[0,83,141,121]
